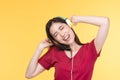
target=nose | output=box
[59,32,65,37]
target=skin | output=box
[50,22,81,58]
[25,16,109,79]
[50,22,75,45]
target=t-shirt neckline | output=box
[63,45,84,60]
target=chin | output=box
[64,39,74,45]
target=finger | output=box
[70,15,77,21]
[69,17,77,26]
[48,39,52,43]
[45,38,50,42]
[73,23,77,26]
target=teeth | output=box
[63,34,70,41]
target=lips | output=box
[63,34,70,41]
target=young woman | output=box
[25,16,109,80]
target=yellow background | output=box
[0,0,120,80]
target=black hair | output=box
[46,17,84,51]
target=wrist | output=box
[76,16,84,22]
[71,16,83,23]
[38,45,45,51]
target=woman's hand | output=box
[38,39,53,50]
[71,15,110,54]
[25,38,53,79]
[70,15,80,25]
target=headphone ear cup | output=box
[65,18,72,27]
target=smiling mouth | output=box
[63,34,70,41]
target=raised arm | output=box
[70,16,110,54]
[25,39,53,79]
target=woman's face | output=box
[50,22,75,45]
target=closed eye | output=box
[53,32,58,37]
[59,25,64,30]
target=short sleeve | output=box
[38,47,54,70]
[87,39,101,58]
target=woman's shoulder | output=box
[48,46,60,52]
[82,39,95,49]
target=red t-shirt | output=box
[38,39,100,80]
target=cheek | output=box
[54,35,62,41]
[70,30,75,38]
[54,35,62,43]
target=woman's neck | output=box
[69,42,81,53]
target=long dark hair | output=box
[46,17,84,51]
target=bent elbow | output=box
[105,17,110,27]
[25,74,33,79]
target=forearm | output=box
[26,47,44,77]
[74,16,109,27]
